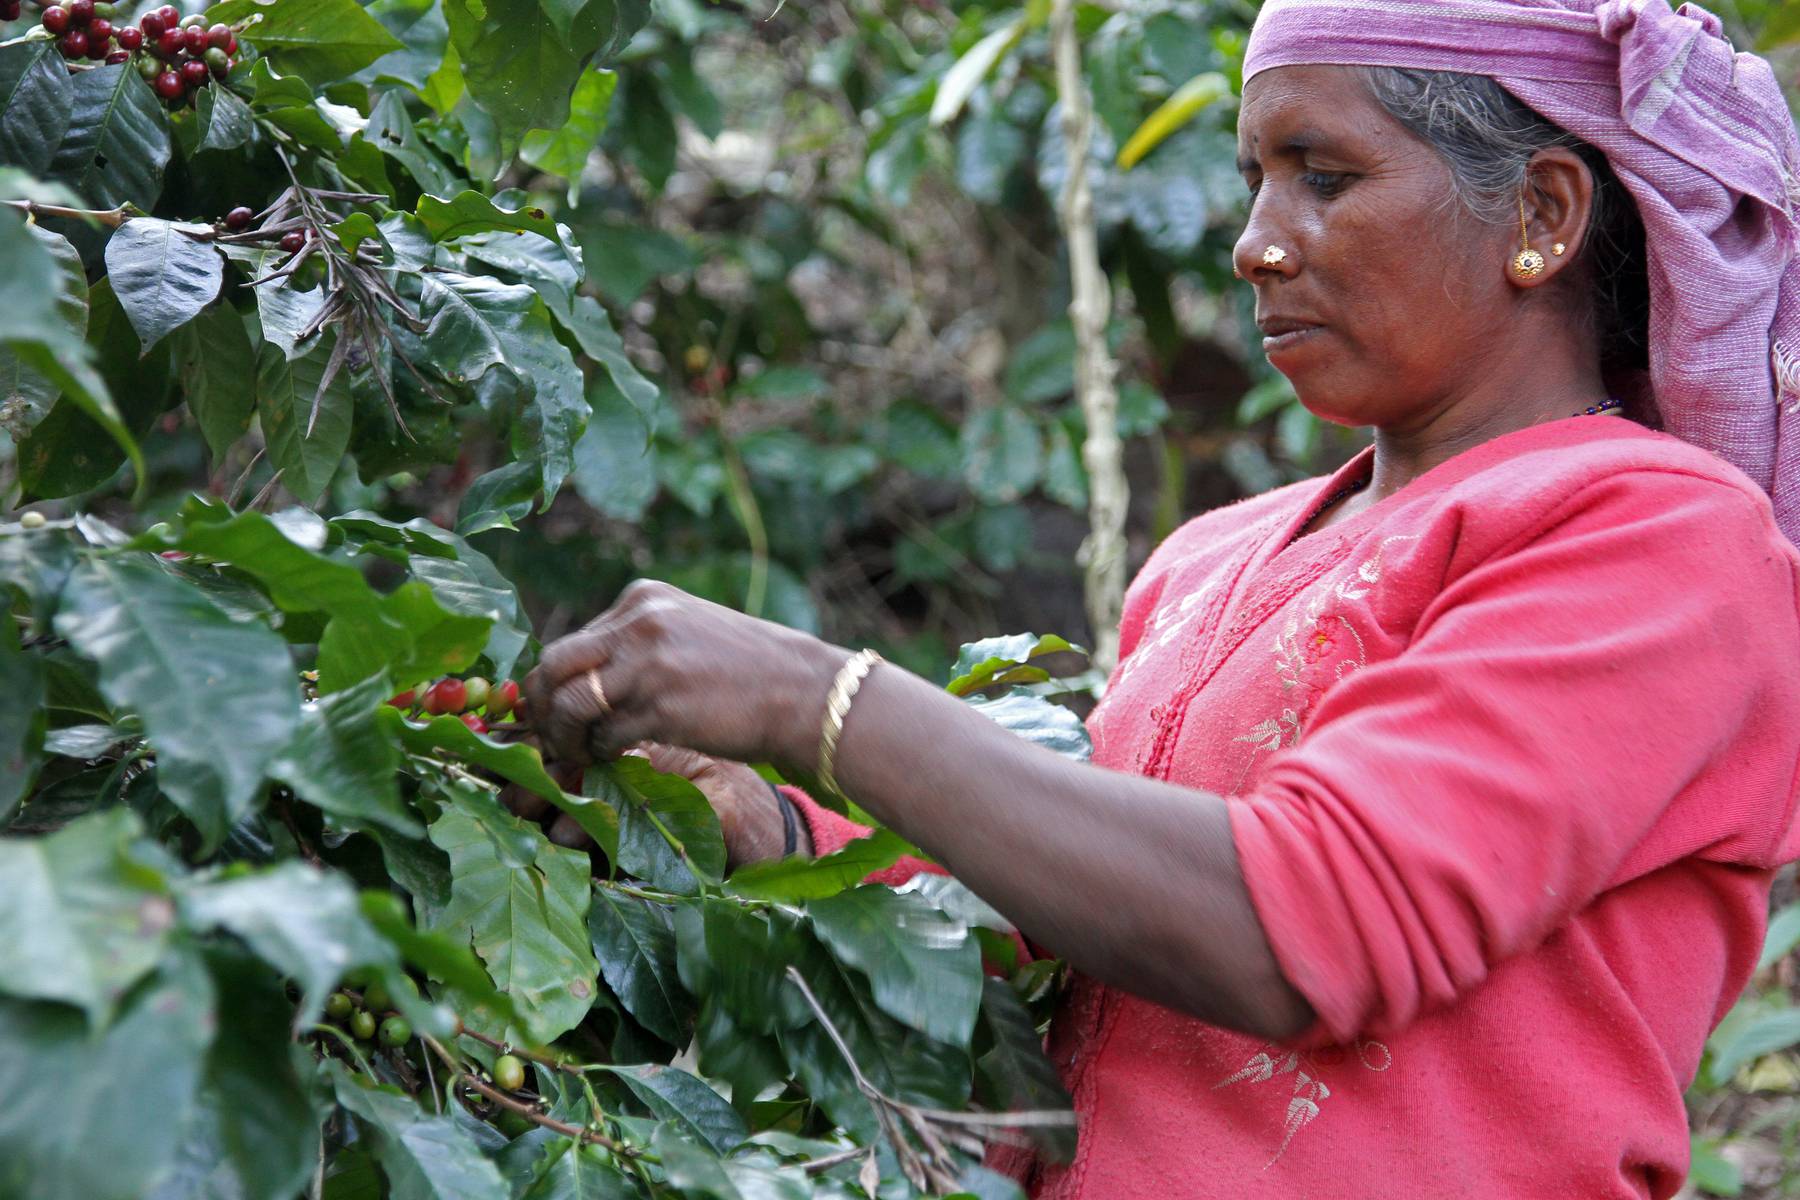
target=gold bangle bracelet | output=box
[817,648,883,800]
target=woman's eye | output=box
[1302,171,1350,196]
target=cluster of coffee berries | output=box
[34,3,241,103]
[388,675,521,735]
[325,981,411,1047]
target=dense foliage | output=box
[4,0,1800,1195]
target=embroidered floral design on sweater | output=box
[1232,536,1419,788]
[1214,1039,1393,1168]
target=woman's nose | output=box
[1233,204,1300,282]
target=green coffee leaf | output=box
[427,787,600,1045]
[595,755,726,894]
[272,674,419,837]
[966,689,1092,761]
[45,62,169,209]
[146,946,324,1200]
[174,303,257,461]
[179,859,398,1030]
[0,40,74,175]
[54,556,300,850]
[600,1063,745,1155]
[327,1062,510,1200]
[103,218,222,354]
[807,885,982,1048]
[588,885,690,1045]
[0,946,214,1200]
[0,808,173,1027]
[947,632,1083,696]
[973,977,1074,1161]
[727,829,910,903]
[205,0,405,83]
[0,617,45,823]
[257,339,353,503]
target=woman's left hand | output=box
[523,579,843,769]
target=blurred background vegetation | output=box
[5,0,1800,1191]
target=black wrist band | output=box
[771,781,799,856]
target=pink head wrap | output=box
[1245,0,1800,543]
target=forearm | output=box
[794,657,1314,1040]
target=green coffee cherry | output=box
[493,1054,526,1092]
[325,992,353,1020]
[350,1010,377,1040]
[378,1016,412,1047]
[362,980,391,1012]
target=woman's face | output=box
[1235,65,1518,429]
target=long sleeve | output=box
[1230,469,1800,1045]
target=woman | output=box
[521,2,1800,1195]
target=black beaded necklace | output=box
[1288,397,1624,548]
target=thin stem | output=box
[420,1034,639,1157]
[4,199,135,228]
[308,1022,374,1076]
[452,1021,585,1077]
[799,1144,867,1174]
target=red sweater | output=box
[792,417,1800,1198]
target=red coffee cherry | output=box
[222,206,253,231]
[155,4,177,24]
[56,29,85,56]
[205,20,227,48]
[423,677,467,715]
[66,0,90,23]
[279,230,306,254]
[154,28,180,56]
[137,9,162,37]
[180,23,202,52]
[104,48,126,62]
[0,1,21,22]
[386,689,416,709]
[113,22,138,48]
[84,34,109,59]
[180,58,207,86]
[459,713,489,735]
[152,68,181,98]
[40,4,69,31]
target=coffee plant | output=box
[0,0,1091,1196]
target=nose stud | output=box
[1262,245,1288,267]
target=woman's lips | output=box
[1259,319,1324,356]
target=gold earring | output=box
[1512,194,1546,278]
[1551,242,1566,257]
[1262,244,1287,267]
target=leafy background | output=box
[1,0,1799,1196]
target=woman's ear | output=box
[1510,146,1595,290]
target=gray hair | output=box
[1363,67,1650,378]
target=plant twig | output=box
[420,1034,639,1157]
[3,199,135,228]
[1050,0,1128,675]
[452,1021,584,1077]
[783,966,1074,1193]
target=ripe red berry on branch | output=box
[113,22,138,48]
[205,21,228,48]
[386,689,416,709]
[137,9,163,37]
[153,68,181,99]
[181,23,204,52]
[181,58,208,87]
[423,677,467,715]
[459,713,489,735]
[0,0,20,22]
[224,206,254,231]
[279,230,307,254]
[154,27,181,57]
[41,4,69,32]
[66,0,90,23]
[56,29,85,57]
[156,4,177,24]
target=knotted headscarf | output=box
[1245,0,1800,543]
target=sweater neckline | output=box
[1271,414,1648,558]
